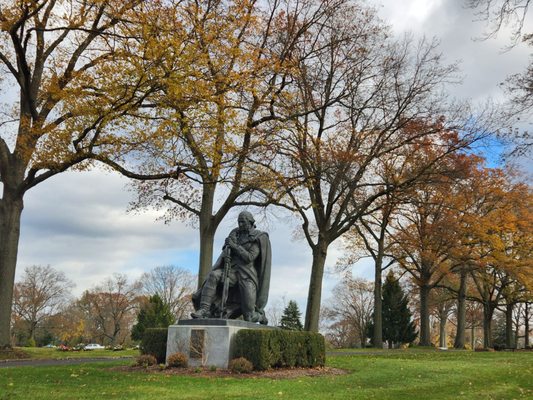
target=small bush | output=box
[229,357,253,374]
[135,354,157,367]
[167,352,188,368]
[141,328,168,364]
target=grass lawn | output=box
[1,349,532,399]
[0,347,139,360]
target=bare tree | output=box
[12,265,73,342]
[265,297,285,328]
[77,274,141,346]
[138,265,195,320]
[467,0,531,45]
[467,0,532,157]
[429,287,456,348]
[323,275,374,348]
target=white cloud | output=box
[18,168,198,296]
[376,0,444,34]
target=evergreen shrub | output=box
[233,329,325,370]
[141,327,168,364]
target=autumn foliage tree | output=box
[103,0,334,287]
[267,0,483,332]
[0,0,159,348]
[77,274,141,346]
[466,177,533,348]
[391,151,482,346]
[11,265,73,344]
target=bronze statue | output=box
[191,211,271,324]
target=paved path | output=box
[0,357,133,368]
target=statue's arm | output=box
[231,241,260,263]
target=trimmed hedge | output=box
[141,327,168,364]
[233,329,325,371]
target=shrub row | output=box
[232,329,325,371]
[141,327,168,364]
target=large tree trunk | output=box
[372,253,383,348]
[304,240,328,332]
[0,195,24,348]
[197,185,217,288]
[454,270,467,349]
[439,310,447,348]
[419,283,432,346]
[525,303,530,348]
[29,320,38,343]
[360,332,366,349]
[482,303,494,349]
[198,216,216,288]
[505,302,514,349]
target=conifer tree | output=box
[279,300,303,331]
[382,271,418,348]
[131,294,175,341]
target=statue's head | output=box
[238,211,256,232]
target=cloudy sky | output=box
[12,0,532,319]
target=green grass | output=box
[1,350,532,399]
[1,347,139,360]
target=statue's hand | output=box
[225,237,237,249]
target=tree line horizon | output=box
[0,0,531,349]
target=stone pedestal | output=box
[166,319,274,369]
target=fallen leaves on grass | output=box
[112,365,348,379]
[0,348,30,361]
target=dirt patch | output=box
[113,364,348,379]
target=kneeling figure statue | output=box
[191,211,271,324]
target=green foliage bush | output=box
[229,357,254,373]
[279,300,303,331]
[141,327,168,364]
[131,294,175,341]
[233,329,325,371]
[166,352,188,368]
[135,354,157,367]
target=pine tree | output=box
[382,271,418,348]
[279,300,303,331]
[131,294,175,341]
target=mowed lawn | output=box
[1,350,532,400]
[8,347,139,360]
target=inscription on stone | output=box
[190,329,205,359]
